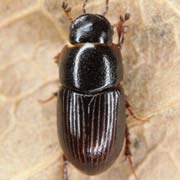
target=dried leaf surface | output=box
[0,0,180,180]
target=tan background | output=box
[0,0,180,180]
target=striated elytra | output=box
[57,87,126,175]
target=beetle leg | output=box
[62,155,69,180]
[38,92,58,104]
[102,0,109,16]
[125,125,140,180]
[54,52,61,64]
[114,13,130,48]
[62,1,73,22]
[82,0,88,14]
[125,99,149,123]
[54,45,66,64]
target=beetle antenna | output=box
[102,0,109,16]
[82,0,88,14]
[62,1,73,22]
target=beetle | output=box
[41,0,147,179]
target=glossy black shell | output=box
[57,13,126,175]
[69,14,114,44]
[59,44,123,94]
[57,87,126,175]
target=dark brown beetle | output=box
[41,1,148,179]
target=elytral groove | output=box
[80,95,87,163]
[65,90,69,155]
[72,93,77,160]
[108,92,114,156]
[101,92,107,161]
[90,96,97,164]
[61,89,66,152]
[76,94,81,163]
[111,91,118,149]
[104,93,109,160]
[95,95,101,165]
[57,87,126,174]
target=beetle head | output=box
[69,14,113,44]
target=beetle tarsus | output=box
[115,13,130,48]
[102,0,109,16]
[82,0,88,13]
[38,92,58,104]
[62,155,69,180]
[125,125,141,180]
[62,1,73,22]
